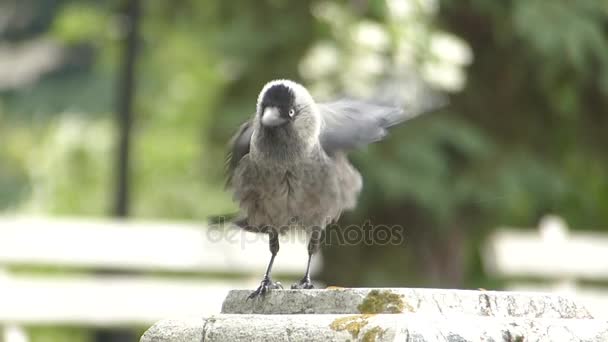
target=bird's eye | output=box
[288,108,295,117]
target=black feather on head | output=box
[260,83,295,115]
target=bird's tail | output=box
[207,213,267,233]
[207,212,239,226]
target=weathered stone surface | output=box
[140,317,205,342]
[222,288,592,318]
[141,313,608,342]
[141,288,606,342]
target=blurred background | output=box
[1,0,607,341]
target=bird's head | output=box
[256,80,321,142]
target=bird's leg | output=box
[248,230,283,299]
[291,229,322,289]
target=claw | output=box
[247,277,283,300]
[291,277,314,289]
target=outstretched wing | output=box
[318,99,410,155]
[225,119,254,187]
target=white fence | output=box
[483,215,608,318]
[0,216,317,341]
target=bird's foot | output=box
[291,277,314,289]
[247,277,283,300]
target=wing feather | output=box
[318,99,409,154]
[225,119,254,187]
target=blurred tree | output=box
[113,0,140,218]
[0,1,608,342]
[309,0,608,288]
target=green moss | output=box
[362,326,386,342]
[357,290,409,314]
[329,314,374,338]
[503,329,525,342]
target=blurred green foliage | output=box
[27,326,93,342]
[1,0,608,340]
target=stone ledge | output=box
[140,288,606,342]
[222,288,592,318]
[141,314,608,342]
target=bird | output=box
[226,79,415,299]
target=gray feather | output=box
[226,119,254,187]
[318,99,408,154]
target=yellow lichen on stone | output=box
[329,314,374,338]
[357,290,408,314]
[326,286,346,290]
[362,326,386,342]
